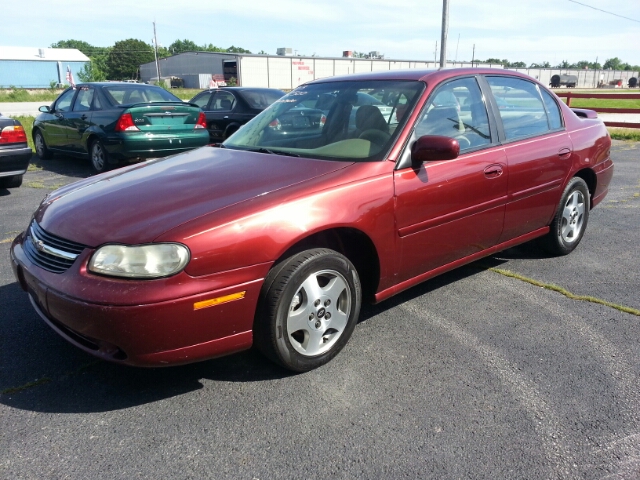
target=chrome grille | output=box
[23,221,87,273]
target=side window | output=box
[414,77,491,151]
[72,88,94,112]
[211,91,236,111]
[191,91,213,108]
[54,89,76,112]
[486,76,549,140]
[540,89,563,130]
[94,91,103,110]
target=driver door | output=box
[394,76,508,282]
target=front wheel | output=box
[254,248,362,372]
[540,177,590,255]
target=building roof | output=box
[0,46,89,62]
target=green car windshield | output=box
[223,80,424,161]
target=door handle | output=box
[558,147,572,159]
[484,164,504,179]
[223,116,229,119]
[81,114,88,120]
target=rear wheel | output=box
[90,139,111,174]
[34,130,53,160]
[0,175,22,188]
[540,177,590,255]
[254,248,362,372]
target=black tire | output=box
[89,139,112,174]
[540,177,590,255]
[223,124,239,139]
[34,130,53,160]
[254,248,362,372]
[0,175,23,188]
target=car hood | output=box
[35,147,352,247]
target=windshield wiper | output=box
[250,147,300,157]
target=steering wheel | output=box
[358,129,391,147]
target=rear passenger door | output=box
[483,76,572,243]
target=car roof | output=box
[306,68,538,85]
[76,82,164,87]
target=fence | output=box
[555,92,640,129]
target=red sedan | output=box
[10,69,613,372]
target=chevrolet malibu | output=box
[10,69,613,372]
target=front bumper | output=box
[10,232,266,367]
[0,145,31,178]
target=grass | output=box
[488,267,640,316]
[607,128,640,141]
[11,115,35,151]
[1,87,200,103]
[0,88,63,102]
[565,98,640,109]
[8,109,640,154]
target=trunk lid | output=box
[125,102,201,133]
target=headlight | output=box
[88,243,190,279]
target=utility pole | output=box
[440,0,449,68]
[471,44,476,67]
[434,41,438,67]
[153,21,161,83]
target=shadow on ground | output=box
[0,243,547,415]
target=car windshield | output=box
[103,86,182,105]
[237,89,285,109]
[223,80,424,161]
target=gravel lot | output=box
[1,142,639,479]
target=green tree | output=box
[529,62,550,68]
[603,57,622,70]
[226,45,251,54]
[77,60,107,82]
[50,39,107,57]
[508,61,527,68]
[106,39,154,80]
[203,44,225,53]
[168,39,200,55]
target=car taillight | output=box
[0,125,28,144]
[115,113,140,132]
[195,112,207,129]
[320,115,326,127]
[268,119,281,130]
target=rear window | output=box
[103,86,181,105]
[238,89,285,109]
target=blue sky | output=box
[3,0,639,66]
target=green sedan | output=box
[33,82,211,173]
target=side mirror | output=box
[411,135,460,165]
[39,105,51,113]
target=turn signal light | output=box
[115,113,140,132]
[0,125,28,144]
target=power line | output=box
[568,0,640,23]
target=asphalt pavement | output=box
[1,143,639,479]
